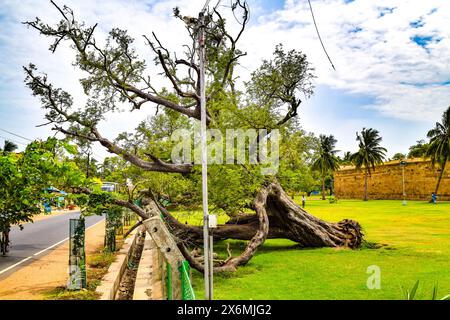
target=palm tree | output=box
[426,106,450,196]
[312,135,340,200]
[0,140,18,155]
[341,151,353,165]
[350,128,387,201]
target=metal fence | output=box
[180,260,196,300]
[104,211,116,252]
[165,259,196,300]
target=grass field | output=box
[181,198,450,300]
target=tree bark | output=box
[133,182,363,273]
[434,157,447,195]
[321,177,326,200]
[363,171,368,201]
[146,181,363,273]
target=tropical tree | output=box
[311,135,340,200]
[23,1,363,272]
[350,128,387,201]
[407,140,429,158]
[0,140,18,155]
[392,153,406,161]
[341,151,353,165]
[0,138,85,254]
[426,106,450,196]
[277,129,320,198]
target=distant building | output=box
[101,182,119,193]
[334,158,450,200]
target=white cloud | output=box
[0,0,449,159]
[240,0,450,121]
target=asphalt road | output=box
[0,211,104,279]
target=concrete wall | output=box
[95,227,141,300]
[334,158,450,200]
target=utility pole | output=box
[86,150,91,179]
[198,10,213,300]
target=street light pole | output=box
[198,11,213,300]
[400,160,407,206]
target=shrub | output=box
[328,196,338,204]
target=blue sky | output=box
[0,0,449,161]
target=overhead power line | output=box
[0,135,27,146]
[0,128,34,142]
[307,0,336,71]
[202,0,213,13]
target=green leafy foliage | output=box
[426,106,450,168]
[425,106,450,194]
[328,196,338,204]
[350,128,387,175]
[22,2,322,223]
[407,139,429,158]
[0,138,84,233]
[276,127,319,195]
[0,140,18,155]
[402,280,450,300]
[311,135,340,199]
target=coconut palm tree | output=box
[350,128,387,201]
[312,134,340,200]
[341,151,353,165]
[426,106,450,197]
[0,140,18,156]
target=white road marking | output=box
[0,257,33,275]
[32,237,69,256]
[0,218,104,276]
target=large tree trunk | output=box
[321,177,326,200]
[146,181,363,273]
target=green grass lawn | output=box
[179,198,450,300]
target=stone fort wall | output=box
[334,158,450,200]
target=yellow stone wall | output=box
[334,158,450,200]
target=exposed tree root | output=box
[136,181,363,273]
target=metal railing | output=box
[179,260,196,300]
[164,259,196,300]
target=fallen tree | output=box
[24,1,363,274]
[134,180,363,272]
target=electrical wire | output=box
[0,135,27,146]
[202,0,213,13]
[0,128,34,142]
[307,0,336,71]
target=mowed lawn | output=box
[184,198,450,300]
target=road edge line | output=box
[0,218,104,276]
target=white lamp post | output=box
[400,160,407,206]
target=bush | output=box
[87,252,115,268]
[44,287,99,300]
[328,196,338,204]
